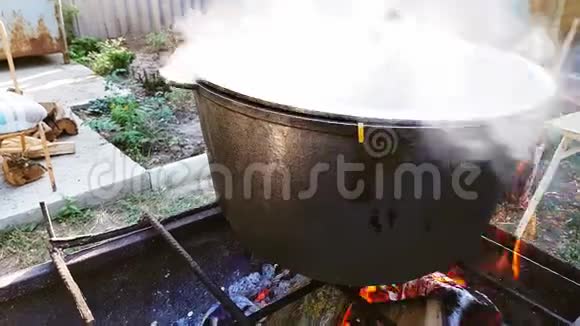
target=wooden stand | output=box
[0,19,57,191]
[0,126,57,191]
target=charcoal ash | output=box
[200,264,309,325]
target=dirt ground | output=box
[75,36,205,169]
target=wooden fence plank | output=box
[152,0,163,32]
[115,0,129,36]
[160,0,174,27]
[68,0,211,38]
[101,0,120,38]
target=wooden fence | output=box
[63,0,209,38]
[65,0,577,40]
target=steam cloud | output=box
[163,0,561,164]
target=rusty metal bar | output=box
[40,202,95,325]
[144,213,251,325]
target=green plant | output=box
[132,68,170,95]
[110,98,142,127]
[70,37,102,64]
[62,4,80,42]
[166,88,195,109]
[84,94,176,164]
[55,199,94,225]
[86,117,119,132]
[89,39,135,76]
[145,31,175,52]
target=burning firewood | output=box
[1,154,46,187]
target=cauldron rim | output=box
[192,78,553,128]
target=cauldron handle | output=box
[165,79,198,91]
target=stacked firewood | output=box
[36,102,79,142]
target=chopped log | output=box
[39,102,57,117]
[1,155,46,187]
[32,122,58,142]
[40,102,79,139]
[54,105,79,136]
[56,118,79,136]
[0,137,75,158]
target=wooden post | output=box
[19,133,26,154]
[515,137,570,238]
[0,20,21,94]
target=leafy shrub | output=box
[88,39,135,76]
[84,95,174,163]
[145,31,175,52]
[69,37,102,64]
[86,117,119,133]
[109,97,139,124]
[166,88,195,109]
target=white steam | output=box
[163,0,559,160]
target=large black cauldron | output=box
[193,80,525,286]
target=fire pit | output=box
[190,45,555,286]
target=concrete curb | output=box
[0,151,212,231]
[147,153,212,194]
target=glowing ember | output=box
[447,266,467,287]
[255,288,270,302]
[496,252,511,272]
[359,272,466,304]
[512,239,522,280]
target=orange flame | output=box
[512,239,522,280]
[341,304,353,326]
[446,266,467,287]
[359,285,378,303]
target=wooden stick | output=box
[0,20,21,94]
[40,202,95,326]
[553,18,580,75]
[50,221,148,249]
[515,137,570,238]
[0,140,75,158]
[40,201,56,239]
[19,134,26,155]
[38,123,57,192]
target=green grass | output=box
[54,199,95,225]
[0,190,216,275]
[559,212,580,268]
[0,225,48,270]
[115,191,216,224]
